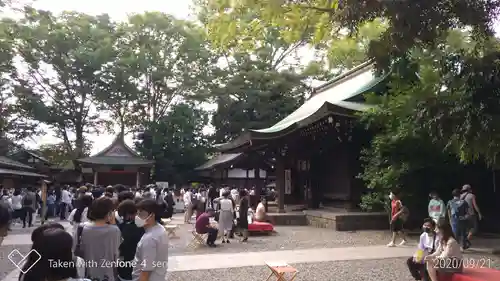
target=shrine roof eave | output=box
[76,156,154,167]
[214,102,372,153]
[0,167,47,178]
[214,61,383,153]
[0,156,36,171]
[195,153,243,171]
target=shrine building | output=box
[76,134,154,187]
[215,61,388,212]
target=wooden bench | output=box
[439,268,500,281]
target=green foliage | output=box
[212,55,309,142]
[357,30,498,211]
[101,13,218,130]
[37,142,92,167]
[135,103,211,184]
[10,8,116,161]
[202,0,498,72]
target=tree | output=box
[197,2,328,142]
[37,141,92,167]
[108,12,218,132]
[357,30,496,211]
[135,103,210,184]
[0,17,39,155]
[10,8,117,164]
[203,0,498,71]
[212,54,309,142]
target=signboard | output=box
[157,182,169,190]
[284,169,292,195]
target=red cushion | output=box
[439,268,500,281]
[248,221,274,232]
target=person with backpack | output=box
[446,188,469,250]
[459,184,482,249]
[387,190,408,247]
[22,186,37,228]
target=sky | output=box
[24,0,196,154]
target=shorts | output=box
[390,219,404,232]
[466,215,478,234]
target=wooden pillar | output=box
[93,170,98,185]
[276,156,286,213]
[245,169,249,190]
[254,167,261,197]
[136,170,140,188]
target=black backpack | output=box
[191,193,199,206]
[23,194,33,206]
[450,198,469,221]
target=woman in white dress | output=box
[215,191,235,243]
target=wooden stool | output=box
[164,224,179,238]
[188,230,207,248]
[265,262,298,281]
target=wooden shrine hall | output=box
[77,134,154,187]
[215,61,388,212]
[195,152,273,190]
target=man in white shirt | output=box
[183,189,193,223]
[230,187,239,203]
[406,218,440,280]
[219,186,226,198]
[60,186,72,220]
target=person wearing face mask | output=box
[406,218,440,281]
[116,200,145,281]
[132,199,168,281]
[75,197,121,281]
[425,223,463,281]
[387,190,408,247]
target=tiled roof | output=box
[0,156,35,170]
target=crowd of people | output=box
[0,182,273,281]
[180,184,272,247]
[389,184,483,281]
[0,183,173,281]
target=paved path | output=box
[2,244,415,281]
[168,245,415,271]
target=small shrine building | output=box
[76,134,154,187]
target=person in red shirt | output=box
[388,190,408,247]
[195,208,218,247]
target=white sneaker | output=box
[399,240,407,246]
[387,242,396,247]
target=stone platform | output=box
[268,212,307,226]
[304,210,388,231]
[267,208,388,231]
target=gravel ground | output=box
[166,255,500,281]
[169,224,395,256]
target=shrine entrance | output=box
[77,134,154,187]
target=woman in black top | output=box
[116,200,145,281]
[238,190,249,242]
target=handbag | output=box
[74,225,85,258]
